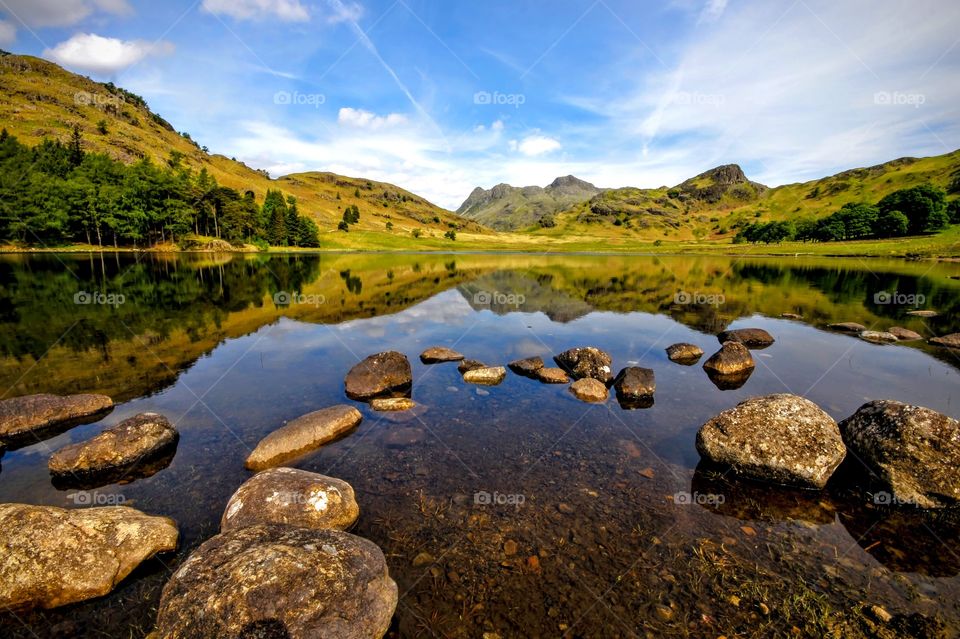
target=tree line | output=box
[0,128,319,248]
[735,185,959,244]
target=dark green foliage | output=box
[948,199,960,224]
[873,209,910,238]
[338,220,349,232]
[96,119,108,135]
[342,205,360,224]
[444,230,456,240]
[878,185,948,233]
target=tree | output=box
[342,205,360,224]
[338,220,349,232]
[835,203,878,239]
[878,185,948,234]
[947,199,960,224]
[444,230,456,240]
[297,216,320,247]
[68,125,84,167]
[285,196,301,246]
[873,209,909,238]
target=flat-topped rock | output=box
[344,351,412,401]
[457,359,486,374]
[246,405,362,471]
[717,328,775,348]
[888,327,922,341]
[665,343,703,364]
[859,330,898,344]
[554,347,613,384]
[221,468,359,532]
[613,367,654,406]
[702,341,755,376]
[0,504,178,611]
[537,367,570,384]
[906,310,938,317]
[462,366,506,385]
[569,378,608,403]
[152,525,397,639]
[696,394,846,489]
[48,413,178,479]
[370,398,416,412]
[508,356,544,377]
[0,393,113,447]
[840,400,960,508]
[930,333,960,349]
[828,322,866,333]
[419,347,464,364]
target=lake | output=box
[1,252,959,638]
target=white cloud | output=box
[338,107,408,129]
[510,134,562,156]
[0,20,15,47]
[698,0,728,23]
[44,33,174,75]
[0,0,131,28]
[327,1,363,24]
[201,0,309,22]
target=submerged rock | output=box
[419,347,464,364]
[613,367,655,409]
[702,341,755,376]
[508,356,544,377]
[929,333,960,349]
[696,394,846,489]
[536,367,570,384]
[48,413,178,480]
[152,525,397,639]
[246,405,362,471]
[840,400,960,508]
[0,393,113,448]
[828,322,866,333]
[665,343,703,364]
[221,468,359,532]
[0,504,178,611]
[457,359,487,374]
[462,366,506,385]
[554,347,613,383]
[569,378,608,403]
[716,328,775,348]
[888,326,922,341]
[370,398,416,412]
[858,330,898,344]
[344,351,412,401]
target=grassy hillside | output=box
[456,175,603,230]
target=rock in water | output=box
[702,341,755,376]
[828,322,866,333]
[246,406,362,471]
[419,347,464,364]
[665,343,703,364]
[536,367,570,384]
[840,400,960,508]
[370,398,416,412]
[0,393,113,448]
[613,367,655,409]
[221,468,359,532]
[344,352,412,401]
[462,366,506,385]
[554,347,613,383]
[508,356,544,377]
[716,328,775,348]
[930,333,960,349]
[0,504,178,611]
[48,413,178,479]
[858,330,898,344]
[457,359,487,374]
[888,327,922,341]
[906,310,938,317]
[152,525,397,639]
[569,378,608,403]
[696,394,846,489]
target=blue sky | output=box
[1,0,958,209]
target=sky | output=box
[0,0,958,210]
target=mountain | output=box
[456,175,604,230]
[0,51,482,237]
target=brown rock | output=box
[702,341,755,376]
[858,330,898,344]
[665,343,703,364]
[906,310,938,317]
[344,351,412,401]
[0,393,113,448]
[613,367,655,401]
[221,468,359,533]
[462,366,506,385]
[781,313,802,319]
[717,328,775,348]
[537,367,570,384]
[457,359,486,374]
[828,322,866,333]
[0,504,177,611]
[930,333,960,349]
[888,327,922,341]
[246,405,362,471]
[508,356,544,377]
[569,378,608,403]
[152,525,397,639]
[419,347,464,364]
[554,347,613,383]
[370,398,416,412]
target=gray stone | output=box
[0,393,113,447]
[419,347,464,364]
[48,413,177,478]
[717,328,775,348]
[930,333,960,349]
[828,322,866,333]
[888,327,922,341]
[702,341,755,376]
[665,343,703,364]
[344,352,412,401]
[508,356,544,377]
[536,367,570,384]
[859,330,899,344]
[554,347,613,383]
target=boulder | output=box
[554,347,613,384]
[344,352,412,401]
[696,394,846,489]
[702,341,755,376]
[840,400,960,508]
[888,327,922,341]
[221,468,359,532]
[246,406,362,471]
[930,333,960,349]
[828,322,866,333]
[457,359,486,374]
[716,328,775,348]
[462,366,506,385]
[537,367,570,384]
[152,525,397,639]
[569,378,608,403]
[0,393,113,448]
[613,367,655,409]
[370,398,416,412]
[665,343,703,364]
[419,347,464,364]
[858,330,898,344]
[0,504,177,611]
[508,356,544,377]
[48,413,178,480]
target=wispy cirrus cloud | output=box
[200,0,310,22]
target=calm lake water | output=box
[1,252,960,638]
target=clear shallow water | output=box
[1,253,960,638]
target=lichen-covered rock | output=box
[858,330,898,344]
[370,398,416,412]
[613,367,655,406]
[828,322,866,333]
[702,341,755,376]
[152,525,397,639]
[554,347,613,383]
[419,347,464,364]
[48,413,178,478]
[888,327,922,341]
[536,367,570,384]
[508,356,544,378]
[462,366,506,385]
[246,406,362,471]
[221,468,359,532]
[840,400,960,508]
[0,504,178,611]
[930,333,960,349]
[0,393,113,447]
[569,378,608,403]
[696,394,846,489]
[344,352,412,401]
[716,328,775,348]
[665,343,703,364]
